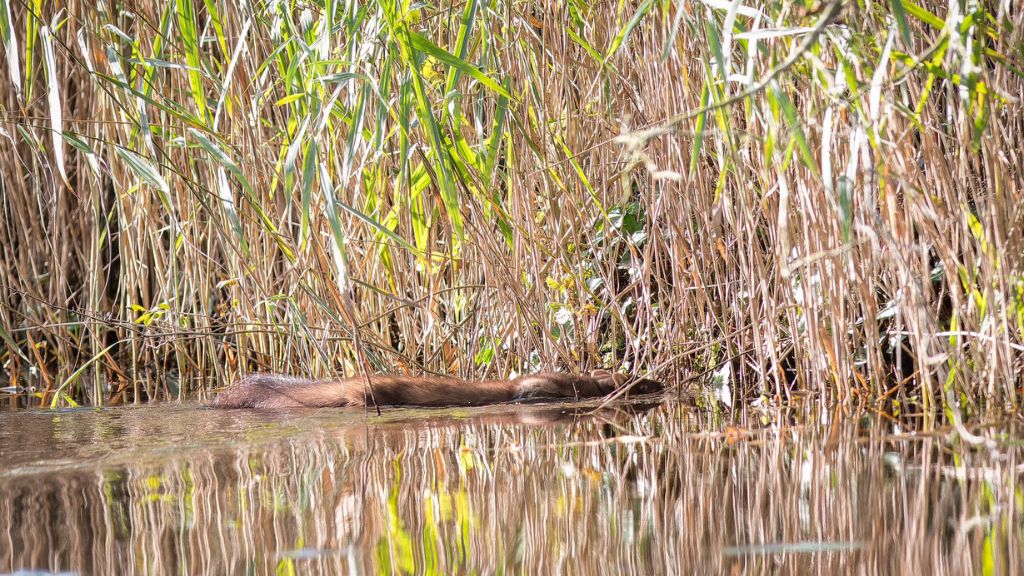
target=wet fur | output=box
[211,371,662,409]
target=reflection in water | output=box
[0,400,1020,574]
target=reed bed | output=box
[0,0,1021,413]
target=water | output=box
[0,399,1019,574]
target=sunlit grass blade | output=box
[94,70,208,131]
[40,24,65,183]
[300,139,317,250]
[318,162,350,293]
[482,81,508,181]
[773,85,820,180]
[337,198,420,257]
[1,0,21,97]
[49,341,119,408]
[176,0,210,125]
[115,145,168,193]
[604,0,652,63]
[443,0,478,99]
[22,0,40,100]
[689,84,709,176]
[397,26,465,243]
[409,31,510,99]
[188,128,251,256]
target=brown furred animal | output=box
[210,370,662,409]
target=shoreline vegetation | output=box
[0,1,1021,417]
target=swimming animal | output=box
[210,370,663,409]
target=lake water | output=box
[0,398,1019,574]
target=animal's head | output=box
[590,370,664,396]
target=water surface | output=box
[0,399,1020,574]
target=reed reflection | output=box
[0,402,1019,575]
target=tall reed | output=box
[0,0,1020,414]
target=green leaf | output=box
[23,0,41,100]
[40,25,66,182]
[408,31,510,99]
[337,199,420,256]
[61,131,101,177]
[115,146,169,193]
[94,71,208,131]
[275,92,307,106]
[689,85,710,176]
[50,341,120,408]
[396,26,465,243]
[773,87,820,180]
[176,0,210,125]
[444,0,478,98]
[568,27,602,64]
[318,162,350,289]
[188,128,254,256]
[902,1,944,30]
[482,80,509,180]
[604,0,652,62]
[300,140,317,249]
[890,0,912,45]
[0,0,21,97]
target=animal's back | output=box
[210,374,362,408]
[211,370,663,409]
